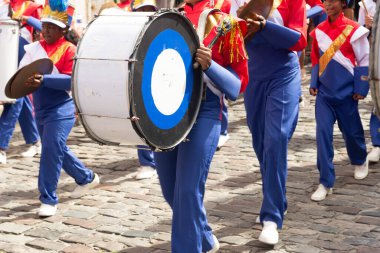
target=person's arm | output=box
[309,29,320,95]
[41,74,71,90]
[351,27,370,98]
[260,0,307,51]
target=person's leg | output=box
[154,147,178,208]
[0,99,24,150]
[259,72,300,229]
[368,113,380,161]
[171,118,220,253]
[135,146,156,179]
[315,95,337,188]
[19,96,39,145]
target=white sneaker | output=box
[207,234,220,253]
[256,210,288,224]
[367,147,380,162]
[38,203,57,217]
[0,150,6,164]
[354,159,369,180]
[259,221,279,245]
[71,173,100,198]
[135,166,157,180]
[311,184,332,201]
[217,134,230,148]
[21,143,41,158]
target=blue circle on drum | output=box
[142,29,194,130]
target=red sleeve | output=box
[310,29,320,66]
[60,44,76,75]
[288,0,307,51]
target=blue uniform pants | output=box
[370,113,380,147]
[0,97,39,150]
[244,69,301,229]
[137,146,155,168]
[37,117,93,205]
[315,95,367,188]
[154,117,220,253]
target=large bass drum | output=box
[370,1,380,117]
[72,10,203,150]
[0,19,18,103]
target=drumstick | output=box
[362,0,369,16]
[193,17,232,69]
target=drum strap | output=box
[197,8,223,98]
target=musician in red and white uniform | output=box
[21,0,99,217]
[153,0,248,251]
[117,0,132,11]
[309,0,370,200]
[241,0,307,245]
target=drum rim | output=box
[0,19,19,25]
[129,10,203,150]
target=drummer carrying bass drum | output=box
[154,0,249,252]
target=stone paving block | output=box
[356,216,380,226]
[63,210,97,219]
[26,238,67,251]
[94,240,126,252]
[25,228,62,240]
[59,234,101,244]
[63,217,100,230]
[123,230,156,239]
[61,244,98,253]
[0,243,42,253]
[0,222,31,234]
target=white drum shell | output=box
[73,12,154,146]
[0,19,18,103]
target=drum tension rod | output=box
[73,57,138,62]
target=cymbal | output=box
[238,0,274,20]
[5,58,54,99]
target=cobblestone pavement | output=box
[1,67,380,253]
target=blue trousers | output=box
[154,117,220,253]
[221,100,228,135]
[37,117,93,205]
[370,113,380,147]
[315,95,367,188]
[0,97,39,150]
[244,69,301,229]
[137,146,155,168]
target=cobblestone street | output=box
[1,66,380,253]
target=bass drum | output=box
[0,19,18,103]
[370,1,380,117]
[72,10,203,151]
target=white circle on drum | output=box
[151,49,186,116]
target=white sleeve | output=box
[351,27,370,67]
[358,3,365,26]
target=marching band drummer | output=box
[0,0,42,165]
[19,0,99,217]
[153,0,248,252]
[239,0,307,244]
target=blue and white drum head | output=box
[130,11,203,150]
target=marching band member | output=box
[154,0,248,251]
[309,0,370,201]
[20,0,99,217]
[0,0,42,165]
[241,0,307,245]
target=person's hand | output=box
[246,13,266,35]
[25,73,43,88]
[365,15,373,29]
[309,88,318,96]
[195,44,212,71]
[236,2,247,17]
[353,93,364,100]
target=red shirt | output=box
[118,0,132,11]
[40,37,76,75]
[11,0,42,36]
